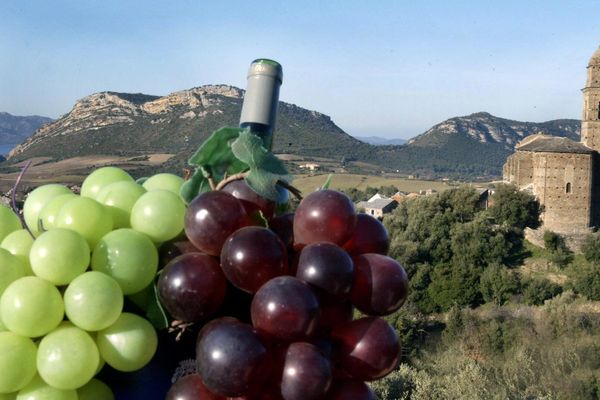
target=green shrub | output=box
[523,278,563,305]
[543,230,573,267]
[572,262,600,301]
[581,233,600,263]
[479,264,520,306]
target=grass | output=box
[292,173,454,196]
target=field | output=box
[0,154,174,192]
[292,173,454,195]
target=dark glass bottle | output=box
[239,59,283,150]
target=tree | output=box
[581,233,600,263]
[543,231,573,268]
[572,263,600,301]
[479,264,520,306]
[487,183,541,230]
[522,278,563,305]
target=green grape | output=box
[96,181,146,229]
[37,193,76,232]
[0,249,26,294]
[64,271,123,331]
[0,205,21,243]
[0,332,37,393]
[0,316,6,332]
[23,184,72,237]
[142,173,184,195]
[16,375,77,400]
[55,196,113,248]
[76,379,114,400]
[0,276,64,337]
[91,229,158,295]
[30,229,90,286]
[0,392,16,400]
[0,230,34,276]
[80,166,133,199]
[130,190,186,243]
[96,312,158,372]
[37,324,99,390]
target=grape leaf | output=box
[146,283,170,330]
[231,130,292,201]
[188,127,248,181]
[180,169,210,204]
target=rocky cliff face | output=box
[0,112,53,145]
[408,112,580,149]
[6,85,366,177]
[9,85,244,157]
[4,89,583,179]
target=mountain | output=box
[378,112,581,178]
[354,136,407,146]
[408,112,579,148]
[7,85,373,173]
[3,88,581,179]
[0,112,53,145]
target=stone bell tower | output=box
[581,46,600,151]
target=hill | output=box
[378,112,580,178]
[0,112,53,145]
[3,88,581,179]
[6,85,375,175]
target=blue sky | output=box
[1,1,599,139]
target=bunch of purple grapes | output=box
[160,181,409,400]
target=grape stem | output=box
[277,179,303,200]
[11,160,35,239]
[207,176,217,191]
[169,320,194,341]
[215,172,248,191]
[214,171,303,200]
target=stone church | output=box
[503,46,600,235]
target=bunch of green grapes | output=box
[0,168,185,399]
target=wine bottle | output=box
[239,58,283,150]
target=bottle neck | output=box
[239,122,273,150]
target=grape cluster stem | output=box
[11,160,35,239]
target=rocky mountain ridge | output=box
[409,111,580,149]
[3,87,583,179]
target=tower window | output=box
[566,182,572,193]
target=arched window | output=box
[566,182,572,193]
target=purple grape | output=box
[350,254,409,316]
[296,242,354,297]
[166,373,225,400]
[293,190,357,250]
[281,342,332,400]
[331,317,400,381]
[159,240,201,267]
[343,214,390,256]
[251,276,320,342]
[328,380,376,399]
[269,213,294,250]
[158,253,227,322]
[221,179,276,220]
[196,318,267,397]
[220,226,288,293]
[185,191,248,256]
[315,293,354,334]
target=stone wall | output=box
[503,151,533,187]
[532,151,593,233]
